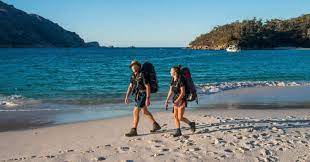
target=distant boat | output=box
[226,45,241,53]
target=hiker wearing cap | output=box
[124,60,161,137]
[165,65,196,137]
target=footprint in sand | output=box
[212,138,226,145]
[256,156,268,162]
[259,149,272,157]
[206,151,218,156]
[46,155,55,159]
[181,135,190,139]
[150,153,164,157]
[153,145,162,148]
[85,150,95,153]
[188,147,201,152]
[129,138,142,142]
[224,149,233,153]
[105,144,112,147]
[215,154,228,160]
[119,146,130,152]
[14,157,27,161]
[149,139,162,143]
[97,156,106,161]
[160,148,170,152]
[161,133,171,138]
[267,156,278,162]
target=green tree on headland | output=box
[189,14,310,50]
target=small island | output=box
[189,14,310,50]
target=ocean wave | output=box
[0,94,40,108]
[0,108,64,112]
[0,95,23,107]
[1,81,309,109]
[197,81,310,95]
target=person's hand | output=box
[164,100,169,110]
[145,97,150,107]
[125,97,129,104]
[174,100,181,107]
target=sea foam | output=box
[198,81,310,95]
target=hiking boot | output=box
[150,122,161,133]
[125,128,138,137]
[172,128,182,137]
[189,122,196,133]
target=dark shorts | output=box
[135,92,147,109]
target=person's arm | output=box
[165,86,173,102]
[124,83,133,104]
[165,86,173,109]
[174,86,185,105]
[145,83,151,106]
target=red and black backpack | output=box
[180,66,198,104]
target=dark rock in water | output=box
[0,1,98,48]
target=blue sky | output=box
[3,0,310,47]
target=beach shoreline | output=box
[1,85,310,133]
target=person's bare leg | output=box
[172,106,182,137]
[177,102,196,133]
[125,107,140,137]
[141,106,161,132]
[133,107,140,128]
[178,103,190,125]
[173,106,180,128]
[141,106,156,123]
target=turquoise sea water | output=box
[1,48,309,104]
[0,48,309,130]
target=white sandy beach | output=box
[0,108,309,162]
